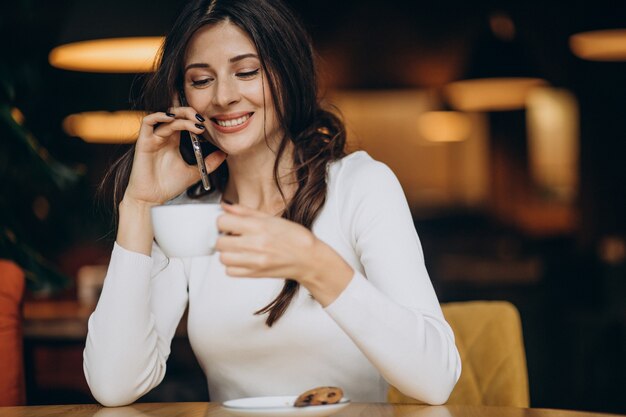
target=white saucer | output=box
[222,395,350,417]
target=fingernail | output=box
[166,112,175,117]
[222,199,233,205]
[195,113,205,122]
[195,123,205,129]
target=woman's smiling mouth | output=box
[211,112,254,132]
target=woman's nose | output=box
[212,78,240,107]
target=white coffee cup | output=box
[151,203,222,257]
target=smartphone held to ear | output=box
[178,89,220,164]
[178,89,217,191]
[178,131,220,165]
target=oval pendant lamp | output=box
[50,37,164,73]
[62,111,144,143]
[444,11,548,112]
[417,90,472,143]
[570,29,626,61]
[48,0,183,73]
[51,1,184,144]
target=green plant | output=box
[0,63,81,294]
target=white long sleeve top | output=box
[83,151,461,407]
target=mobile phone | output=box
[178,90,220,166]
[178,129,221,166]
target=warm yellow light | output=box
[49,37,164,73]
[417,111,471,142]
[63,111,144,143]
[526,87,579,201]
[570,29,626,61]
[11,107,25,124]
[444,77,548,111]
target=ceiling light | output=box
[417,111,472,143]
[444,77,548,112]
[569,29,626,61]
[63,111,144,143]
[49,37,163,73]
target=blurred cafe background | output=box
[1,0,625,413]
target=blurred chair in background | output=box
[389,300,529,407]
[0,260,27,406]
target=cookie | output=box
[294,386,344,407]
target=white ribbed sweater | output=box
[83,151,461,407]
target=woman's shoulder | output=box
[326,151,408,226]
[328,150,398,189]
[332,149,374,165]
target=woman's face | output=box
[183,21,281,157]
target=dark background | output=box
[2,0,626,413]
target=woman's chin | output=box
[219,143,270,159]
[208,138,247,156]
[217,145,244,157]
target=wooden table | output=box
[1,402,624,417]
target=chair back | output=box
[0,260,27,406]
[388,300,529,407]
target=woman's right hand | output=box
[123,107,227,207]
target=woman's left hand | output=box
[215,203,353,306]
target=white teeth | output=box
[215,114,250,127]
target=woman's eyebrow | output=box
[184,63,210,73]
[184,54,259,73]
[229,53,258,63]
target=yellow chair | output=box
[388,301,529,407]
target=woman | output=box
[84,0,461,407]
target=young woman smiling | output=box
[84,0,461,407]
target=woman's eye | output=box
[236,68,260,79]
[191,78,212,87]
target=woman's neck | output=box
[222,142,296,215]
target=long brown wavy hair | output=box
[101,0,346,326]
